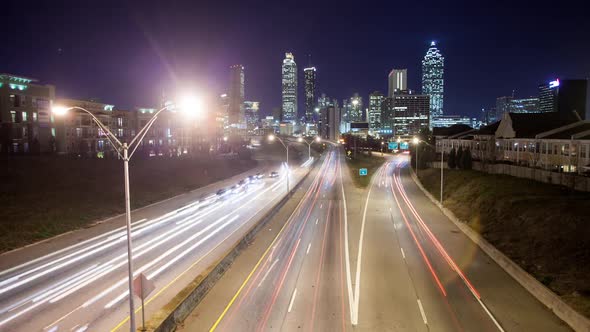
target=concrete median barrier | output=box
[145,167,313,332]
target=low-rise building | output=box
[0,73,56,154]
[436,111,590,173]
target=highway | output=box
[0,157,313,332]
[183,147,570,331]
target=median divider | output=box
[409,167,590,332]
[145,165,314,332]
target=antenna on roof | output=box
[308,54,312,67]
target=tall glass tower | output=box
[229,64,245,125]
[304,66,316,124]
[422,41,444,124]
[282,53,298,122]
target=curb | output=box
[409,168,590,332]
[148,165,314,332]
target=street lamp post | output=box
[413,137,420,176]
[268,134,290,192]
[298,136,321,160]
[52,97,199,332]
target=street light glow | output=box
[298,137,303,142]
[52,105,71,116]
[315,137,321,142]
[268,134,275,141]
[412,137,420,145]
[178,95,201,116]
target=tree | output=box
[456,146,464,169]
[448,148,456,169]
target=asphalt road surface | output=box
[184,148,570,332]
[0,158,313,332]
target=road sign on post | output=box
[133,273,155,331]
[359,168,368,176]
[388,142,398,150]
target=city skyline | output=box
[2,1,589,120]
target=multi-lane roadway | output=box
[183,146,570,331]
[0,158,312,332]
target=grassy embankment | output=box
[346,152,386,188]
[0,156,257,253]
[418,168,590,317]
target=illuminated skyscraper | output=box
[422,41,444,125]
[228,64,245,125]
[304,66,316,124]
[342,93,363,122]
[368,91,384,134]
[244,101,260,129]
[388,69,407,97]
[281,53,297,122]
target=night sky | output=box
[2,0,589,118]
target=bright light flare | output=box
[412,137,420,145]
[52,106,71,116]
[298,137,303,142]
[178,95,201,117]
[268,134,275,141]
[315,137,321,142]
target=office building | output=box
[431,115,475,128]
[304,66,316,124]
[368,91,384,135]
[381,93,430,137]
[342,93,363,123]
[319,105,341,141]
[228,65,245,125]
[511,97,539,114]
[244,101,260,130]
[538,79,587,119]
[495,96,513,122]
[281,53,297,122]
[422,41,444,124]
[388,69,407,97]
[0,73,56,154]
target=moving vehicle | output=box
[269,171,279,178]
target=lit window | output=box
[10,111,17,122]
[33,112,38,122]
[22,112,27,122]
[51,128,56,137]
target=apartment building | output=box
[0,73,55,154]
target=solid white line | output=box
[339,155,355,325]
[315,218,319,225]
[288,288,298,313]
[417,299,428,325]
[400,248,406,259]
[320,203,323,209]
[306,243,311,255]
[258,259,279,288]
[353,181,373,324]
[476,297,505,332]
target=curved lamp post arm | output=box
[69,106,124,159]
[128,106,170,148]
[274,135,288,150]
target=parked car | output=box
[256,172,264,179]
[269,171,279,178]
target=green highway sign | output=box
[359,168,368,176]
